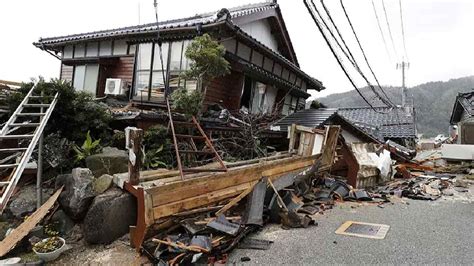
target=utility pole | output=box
[397,61,409,107]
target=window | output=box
[240,77,276,114]
[281,94,301,115]
[73,64,99,95]
[134,43,153,98]
[133,41,197,102]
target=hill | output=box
[316,76,474,137]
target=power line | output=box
[304,0,391,113]
[399,0,409,61]
[381,0,398,60]
[319,0,394,107]
[339,0,395,107]
[371,0,392,63]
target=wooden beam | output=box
[149,155,317,207]
[215,181,258,216]
[152,181,256,220]
[126,127,144,185]
[0,187,63,257]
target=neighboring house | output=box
[450,91,474,144]
[33,1,324,116]
[273,106,417,148]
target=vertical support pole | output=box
[36,90,44,209]
[126,127,143,186]
[36,135,43,209]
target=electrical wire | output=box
[371,0,392,63]
[339,0,395,106]
[319,0,394,108]
[399,0,409,61]
[381,0,398,60]
[304,0,389,113]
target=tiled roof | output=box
[450,91,474,124]
[35,2,277,46]
[273,106,416,140]
[338,107,416,139]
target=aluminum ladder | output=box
[0,83,58,212]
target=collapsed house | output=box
[272,106,417,148]
[450,91,474,144]
[33,2,323,117]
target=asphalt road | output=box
[230,187,474,265]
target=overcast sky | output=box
[0,0,472,99]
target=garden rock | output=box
[83,188,136,244]
[51,210,76,236]
[8,185,53,218]
[56,168,95,220]
[85,147,128,177]
[93,174,114,194]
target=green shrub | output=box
[171,89,203,119]
[5,78,112,143]
[73,131,101,163]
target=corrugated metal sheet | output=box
[272,108,338,131]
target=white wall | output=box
[239,19,279,52]
[341,129,363,144]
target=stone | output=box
[7,185,53,218]
[93,174,114,194]
[56,168,96,220]
[51,210,76,236]
[85,147,128,178]
[83,188,136,244]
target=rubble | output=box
[7,185,53,218]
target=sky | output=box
[0,0,472,99]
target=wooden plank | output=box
[0,187,62,257]
[152,181,255,220]
[147,155,316,196]
[150,155,317,207]
[215,182,258,216]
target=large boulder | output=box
[83,188,136,244]
[85,147,128,178]
[55,168,95,220]
[92,174,114,194]
[8,185,53,218]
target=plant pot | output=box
[33,237,66,262]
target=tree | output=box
[310,100,327,109]
[172,34,230,118]
[183,33,231,93]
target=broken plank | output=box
[215,182,258,216]
[150,155,317,207]
[0,187,62,257]
[152,182,256,220]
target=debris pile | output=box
[139,162,381,264]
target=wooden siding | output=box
[98,56,135,96]
[204,70,244,111]
[60,64,73,82]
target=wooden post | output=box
[126,127,143,186]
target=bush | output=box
[171,89,203,119]
[5,78,112,143]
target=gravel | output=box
[229,188,474,265]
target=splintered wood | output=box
[124,154,319,248]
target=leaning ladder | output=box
[0,83,58,212]
[166,99,227,180]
